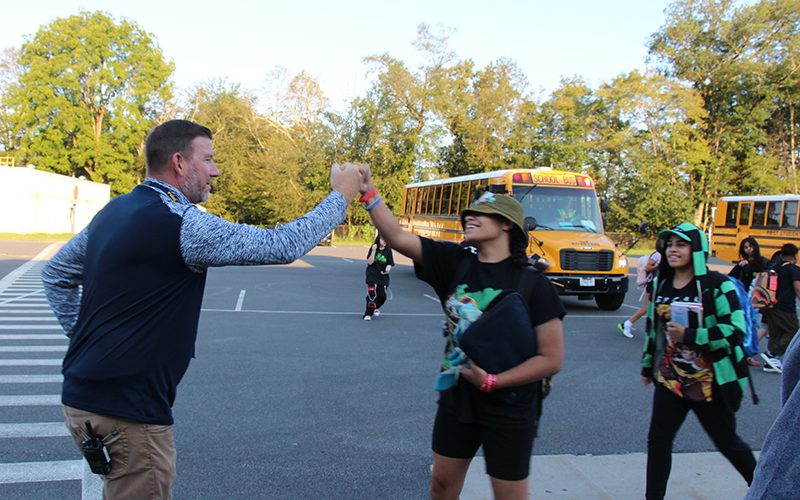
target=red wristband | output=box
[358,187,378,203]
[480,374,497,393]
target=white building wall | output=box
[0,166,111,234]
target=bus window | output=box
[441,184,452,215]
[724,202,738,227]
[766,202,781,227]
[783,201,798,228]
[738,203,752,226]
[752,202,767,227]
[459,183,470,212]
[450,184,460,214]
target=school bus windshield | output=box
[513,186,603,233]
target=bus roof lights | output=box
[512,173,532,183]
[578,176,593,187]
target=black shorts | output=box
[431,405,536,481]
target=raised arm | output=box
[358,167,423,263]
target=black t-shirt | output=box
[365,245,394,286]
[414,237,566,427]
[774,261,800,313]
[652,278,713,402]
[729,256,770,289]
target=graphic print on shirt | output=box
[444,284,503,345]
[653,284,713,402]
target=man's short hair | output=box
[780,243,798,258]
[145,120,212,174]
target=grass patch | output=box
[330,238,371,246]
[0,233,72,242]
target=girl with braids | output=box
[358,176,565,500]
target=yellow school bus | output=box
[711,194,800,262]
[399,168,630,310]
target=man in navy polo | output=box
[42,119,364,499]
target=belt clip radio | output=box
[80,421,112,475]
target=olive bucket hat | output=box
[460,192,528,245]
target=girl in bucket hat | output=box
[358,175,564,499]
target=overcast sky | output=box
[3,0,677,110]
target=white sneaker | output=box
[761,353,783,373]
[617,320,633,338]
[363,315,372,321]
[373,309,381,317]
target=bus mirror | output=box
[638,221,649,235]
[524,217,538,231]
[599,198,608,212]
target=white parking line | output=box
[0,394,61,406]
[0,422,69,438]
[201,308,441,317]
[235,290,246,311]
[0,374,63,383]
[423,294,440,303]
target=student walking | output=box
[729,237,770,288]
[363,234,393,320]
[761,243,800,374]
[358,175,564,500]
[618,246,661,338]
[728,237,771,366]
[641,223,756,500]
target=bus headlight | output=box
[618,256,628,269]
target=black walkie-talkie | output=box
[80,421,112,475]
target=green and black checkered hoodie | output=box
[640,223,753,410]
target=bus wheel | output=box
[595,293,625,311]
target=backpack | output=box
[636,252,659,289]
[750,268,779,310]
[727,276,760,357]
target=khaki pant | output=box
[63,405,176,500]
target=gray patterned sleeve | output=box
[40,227,88,336]
[181,191,348,270]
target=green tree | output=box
[649,0,800,225]
[8,11,173,193]
[437,59,528,176]
[596,70,711,232]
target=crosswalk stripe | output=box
[0,359,62,366]
[0,325,62,330]
[0,460,82,484]
[0,310,54,314]
[0,422,69,438]
[0,317,58,321]
[0,334,65,340]
[0,374,63,383]
[0,345,66,352]
[0,395,61,406]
